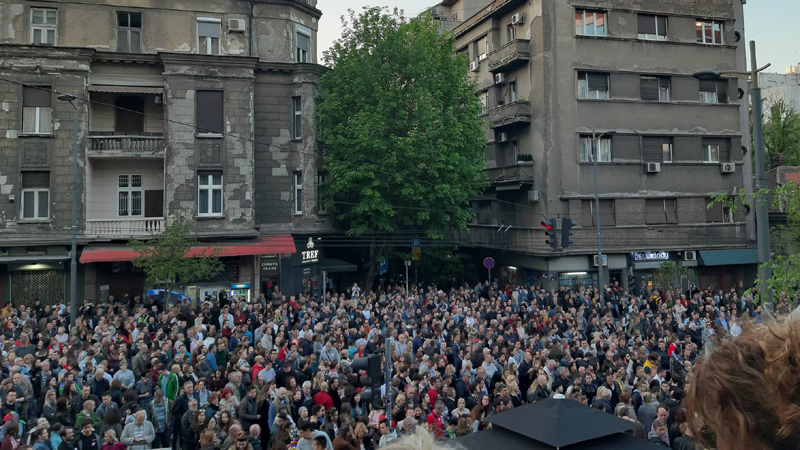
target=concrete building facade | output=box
[0,0,333,306]
[452,0,756,292]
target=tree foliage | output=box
[654,260,695,299]
[763,98,800,167]
[129,216,224,303]
[316,7,487,287]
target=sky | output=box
[316,0,800,73]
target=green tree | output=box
[395,244,464,288]
[763,98,800,167]
[316,7,487,289]
[129,216,224,304]
[654,260,695,300]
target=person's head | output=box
[33,428,49,442]
[652,419,667,438]
[656,406,668,423]
[62,427,74,442]
[235,432,249,450]
[83,399,95,412]
[81,417,94,436]
[299,421,314,439]
[247,385,256,398]
[188,399,198,413]
[379,418,391,436]
[184,380,194,395]
[312,435,327,450]
[135,410,146,425]
[249,424,260,439]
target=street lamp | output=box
[590,129,616,306]
[694,41,772,305]
[57,93,78,328]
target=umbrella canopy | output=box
[459,426,664,450]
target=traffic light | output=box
[311,276,320,298]
[351,354,382,407]
[561,218,577,249]
[627,274,639,297]
[542,219,558,249]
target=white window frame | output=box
[700,86,718,104]
[292,96,302,140]
[317,173,327,214]
[479,92,488,116]
[723,206,734,223]
[659,78,671,102]
[30,8,57,45]
[704,143,721,163]
[117,174,143,217]
[480,36,489,59]
[296,26,312,63]
[197,17,221,55]
[580,136,612,163]
[637,14,667,41]
[21,188,49,220]
[22,106,52,134]
[696,20,724,45]
[293,172,303,215]
[198,172,223,216]
[507,23,515,42]
[509,81,517,103]
[575,9,607,37]
[578,72,610,100]
[662,142,673,163]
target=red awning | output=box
[79,234,296,264]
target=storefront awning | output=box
[699,249,758,266]
[319,258,358,273]
[0,254,70,263]
[79,234,296,264]
[88,85,163,94]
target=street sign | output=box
[411,247,421,261]
[378,259,388,275]
[483,257,495,269]
[412,238,421,248]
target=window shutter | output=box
[640,77,659,101]
[645,199,665,225]
[21,171,50,189]
[665,199,678,224]
[587,73,608,91]
[581,200,594,227]
[599,200,615,226]
[699,80,716,92]
[705,198,723,222]
[23,87,51,107]
[196,91,223,134]
[718,138,730,161]
[642,137,663,163]
[297,33,310,52]
[198,22,221,39]
[656,16,667,36]
[638,14,656,34]
[716,80,727,103]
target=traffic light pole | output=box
[385,338,393,424]
[592,131,605,306]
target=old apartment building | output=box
[452,0,757,291]
[0,0,332,305]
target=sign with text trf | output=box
[301,237,320,264]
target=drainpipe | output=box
[249,0,254,56]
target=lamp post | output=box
[57,93,79,328]
[589,129,616,306]
[694,41,772,305]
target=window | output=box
[198,171,223,216]
[481,36,489,58]
[293,172,303,214]
[702,138,729,163]
[22,86,52,134]
[21,171,50,220]
[581,200,615,227]
[317,172,327,214]
[196,91,224,135]
[575,9,607,36]
[30,8,57,45]
[118,174,143,217]
[640,76,670,102]
[706,198,734,223]
[511,141,518,162]
[507,23,516,42]
[578,72,609,99]
[197,18,221,55]
[479,92,488,115]
[642,136,673,163]
[296,30,310,62]
[509,81,517,103]
[638,14,667,40]
[117,12,142,53]
[292,97,302,140]
[699,80,727,104]
[579,135,612,163]
[646,199,678,225]
[696,20,723,45]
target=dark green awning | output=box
[319,258,358,273]
[699,249,758,266]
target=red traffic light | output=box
[541,221,552,230]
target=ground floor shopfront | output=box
[0,245,71,307]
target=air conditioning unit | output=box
[430,7,441,17]
[469,60,479,72]
[720,162,735,173]
[593,254,608,267]
[497,132,508,143]
[511,13,526,25]
[495,73,507,84]
[646,162,661,173]
[683,251,697,261]
[228,18,246,32]
[528,190,540,202]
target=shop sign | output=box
[231,283,250,289]
[302,237,320,264]
[260,256,279,274]
[633,251,669,261]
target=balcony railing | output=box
[488,39,531,73]
[488,101,532,129]
[88,135,165,155]
[86,218,164,236]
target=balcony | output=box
[488,101,531,129]
[487,39,531,73]
[85,218,165,237]
[485,163,534,190]
[88,135,165,158]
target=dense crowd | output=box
[0,279,784,450]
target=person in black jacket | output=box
[239,385,260,433]
[171,380,197,448]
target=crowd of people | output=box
[0,278,790,450]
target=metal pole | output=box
[593,131,605,307]
[404,261,409,296]
[322,270,327,304]
[384,337,393,424]
[750,40,772,305]
[70,104,78,328]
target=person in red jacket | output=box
[313,381,334,411]
[425,401,445,438]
